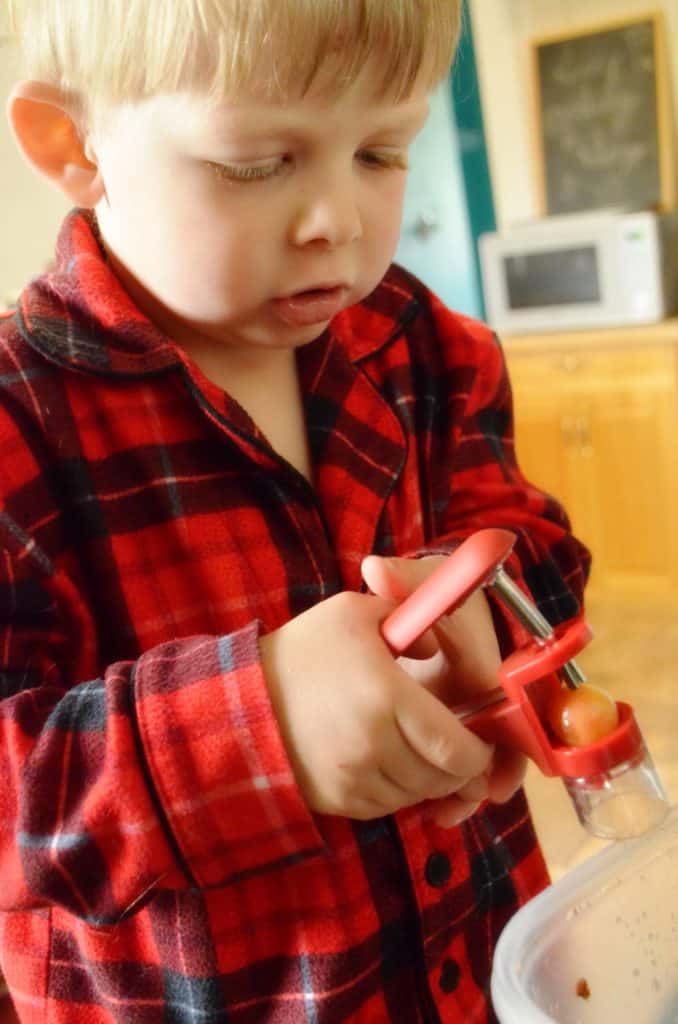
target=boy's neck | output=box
[103,243,313,478]
[180,335,293,392]
[185,340,313,483]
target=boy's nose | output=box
[289,175,363,249]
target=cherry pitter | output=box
[380,528,669,840]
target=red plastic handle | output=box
[380,529,516,654]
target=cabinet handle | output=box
[558,354,582,373]
[575,415,594,458]
[561,415,575,445]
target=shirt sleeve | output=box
[0,516,323,926]
[420,294,591,629]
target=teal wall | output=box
[395,79,482,318]
[395,3,495,320]
[451,4,497,318]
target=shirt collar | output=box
[16,208,421,377]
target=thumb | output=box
[395,671,493,779]
[362,555,444,658]
[361,554,445,601]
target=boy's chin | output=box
[261,311,342,345]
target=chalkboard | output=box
[532,16,674,215]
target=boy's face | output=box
[92,66,430,355]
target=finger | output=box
[456,773,489,804]
[486,746,527,804]
[421,776,489,828]
[379,724,479,803]
[394,673,493,780]
[362,554,443,658]
[396,648,449,689]
[427,793,483,829]
[362,554,446,601]
[430,590,502,702]
[346,792,401,821]
[352,764,444,818]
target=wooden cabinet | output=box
[502,321,678,595]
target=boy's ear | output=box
[7,81,105,208]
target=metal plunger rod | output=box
[489,566,586,690]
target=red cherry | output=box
[546,683,619,747]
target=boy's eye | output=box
[210,157,290,183]
[358,150,409,171]
[208,149,408,183]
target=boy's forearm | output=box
[421,301,590,622]
[0,551,323,922]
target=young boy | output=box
[0,1,589,1021]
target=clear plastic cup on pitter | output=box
[563,738,669,839]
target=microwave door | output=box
[481,234,607,334]
[503,246,601,313]
[495,243,615,333]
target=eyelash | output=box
[359,150,409,172]
[211,159,289,182]
[210,150,408,184]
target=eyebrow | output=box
[208,99,430,142]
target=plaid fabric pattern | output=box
[0,210,590,1023]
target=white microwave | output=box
[479,210,678,334]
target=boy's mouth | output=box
[272,285,347,327]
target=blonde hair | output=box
[8,0,462,119]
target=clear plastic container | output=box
[491,803,678,1023]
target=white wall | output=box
[469,0,678,228]
[0,33,72,308]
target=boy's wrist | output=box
[134,622,326,887]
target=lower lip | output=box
[272,287,347,327]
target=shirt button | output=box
[439,958,461,993]
[425,851,451,888]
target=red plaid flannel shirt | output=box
[0,210,589,1023]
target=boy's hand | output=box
[361,554,528,826]
[260,591,494,821]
